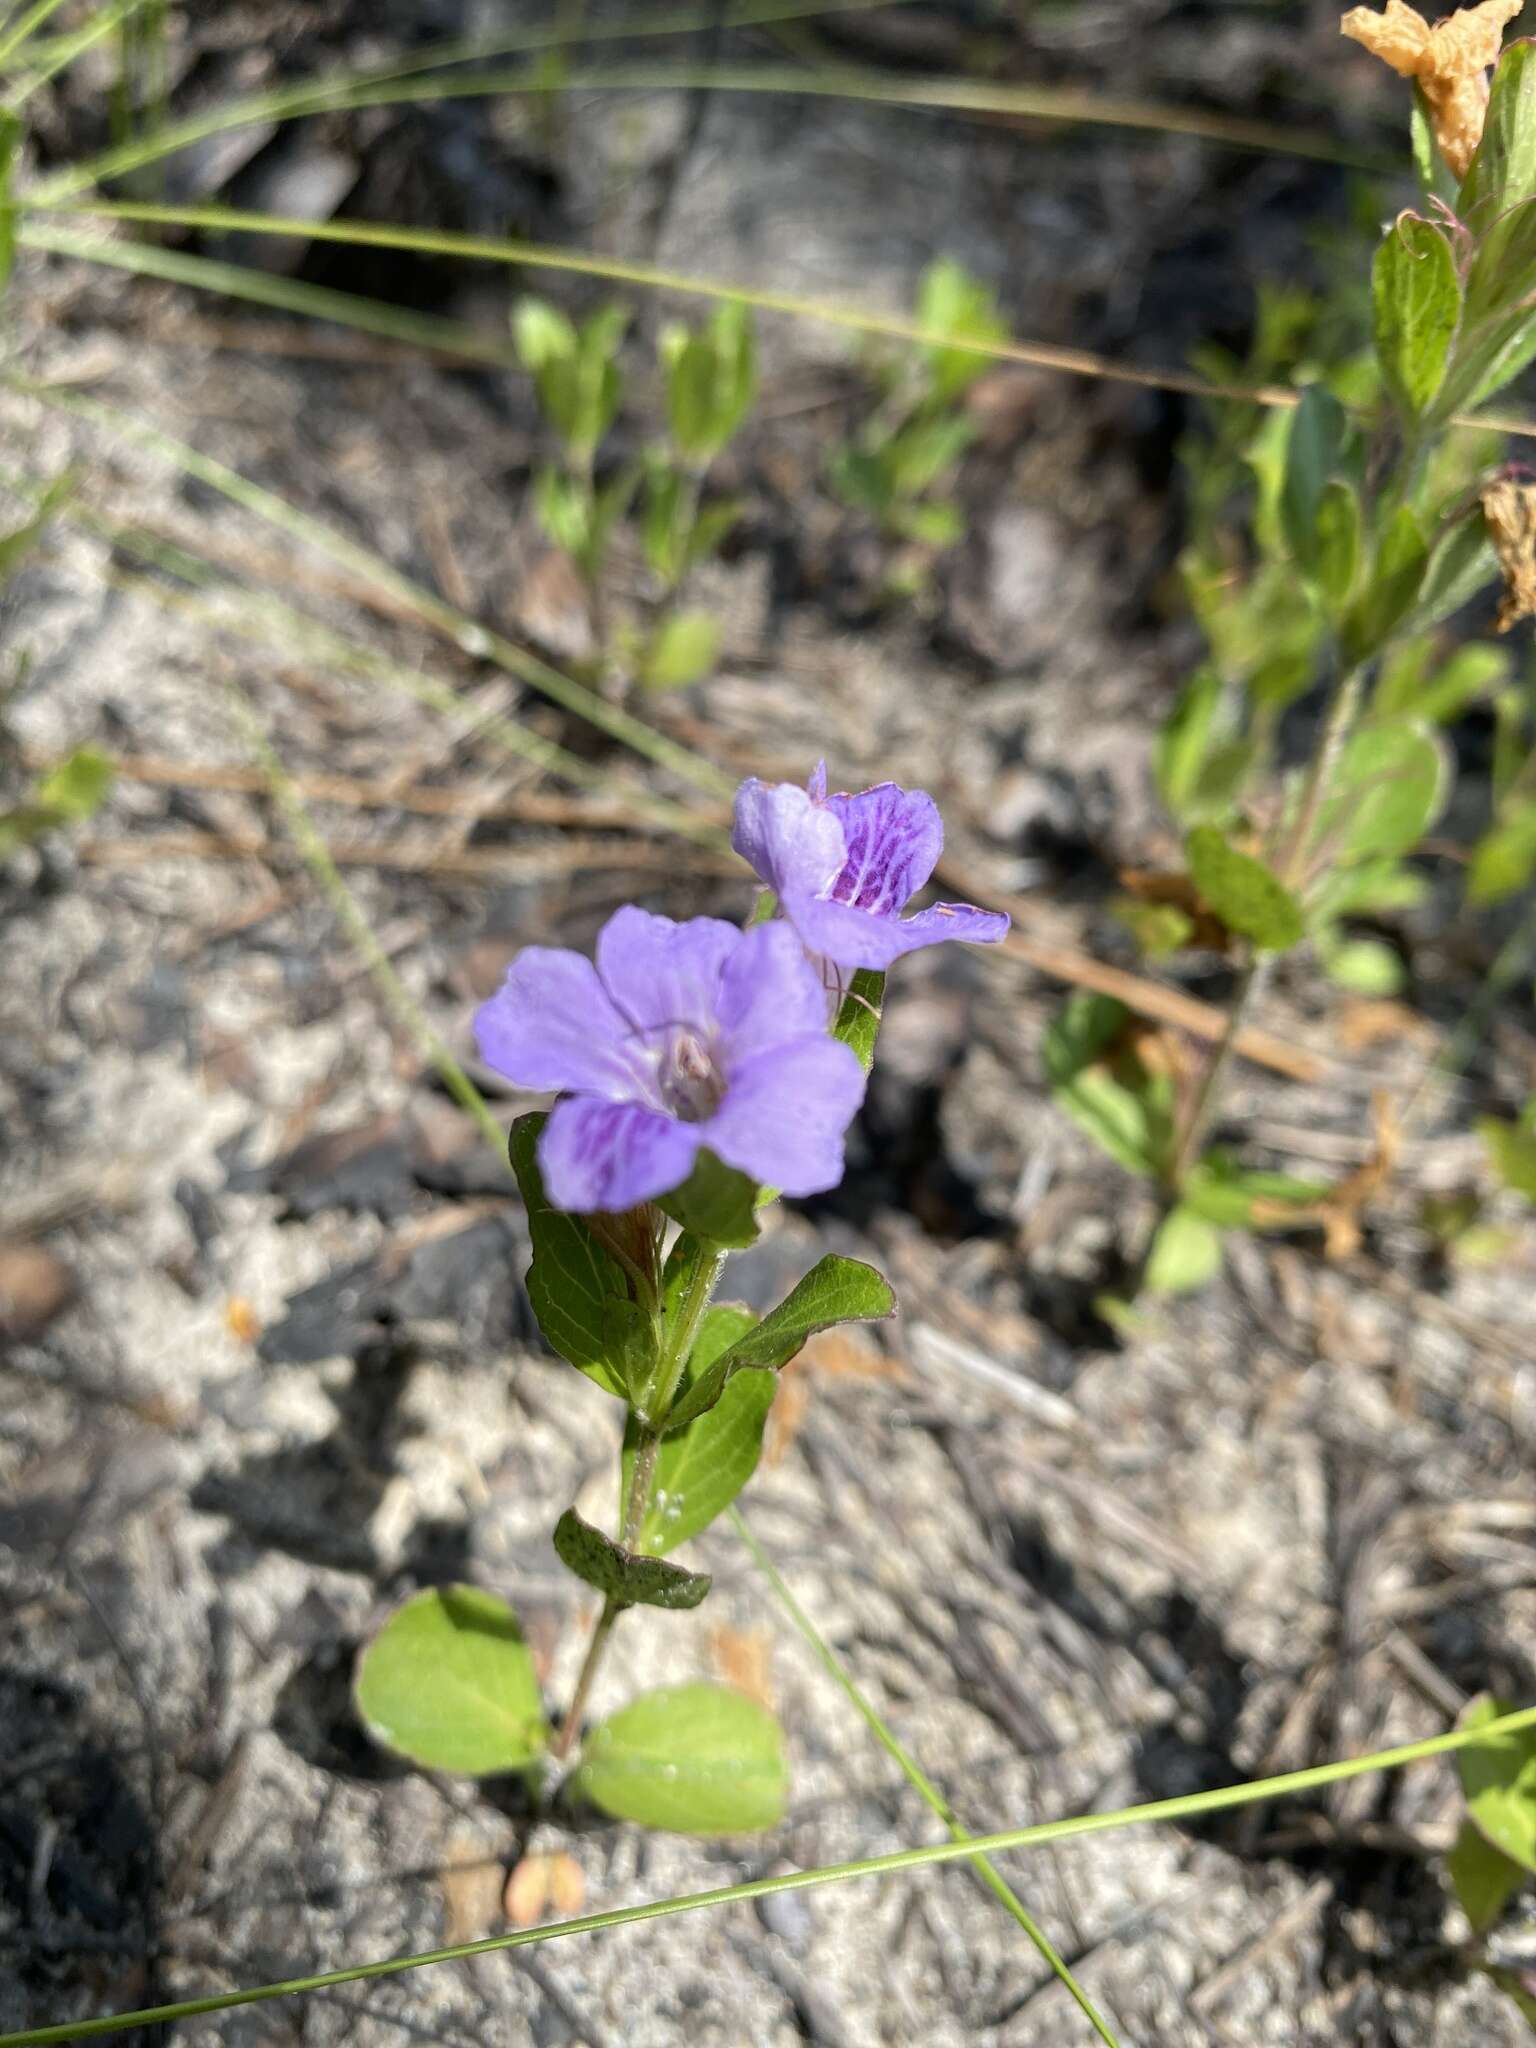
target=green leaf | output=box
[1281,384,1347,572]
[1376,639,1508,725]
[1143,1206,1223,1295]
[665,1254,895,1432]
[1042,991,1174,1178]
[0,111,17,297]
[641,609,719,690]
[1372,216,1460,419]
[508,1113,644,1399]
[1406,509,1498,632]
[1469,806,1536,907]
[514,296,578,373]
[1155,667,1224,823]
[1183,1151,1328,1228]
[0,471,73,589]
[1344,505,1427,661]
[916,257,1007,404]
[552,1507,712,1611]
[532,466,591,559]
[658,1149,760,1249]
[355,1585,547,1776]
[1481,1115,1536,1201]
[1459,1693,1536,1875]
[35,745,114,820]
[575,1683,787,1833]
[664,302,757,461]
[1323,722,1448,863]
[1186,826,1304,950]
[831,967,885,1073]
[1314,479,1362,610]
[1460,42,1536,231]
[623,1305,772,1553]
[1321,936,1404,996]
[1449,1815,1526,1936]
[885,412,974,500]
[890,497,965,548]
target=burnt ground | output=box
[4,2,1536,2043]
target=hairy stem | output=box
[549,1599,617,1764]
[1281,663,1366,889]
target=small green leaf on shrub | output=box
[1449,1815,1527,1935]
[34,746,114,820]
[665,1255,895,1432]
[1144,1205,1224,1295]
[1155,667,1225,823]
[355,1585,547,1776]
[509,1113,639,1399]
[624,1305,772,1553]
[1186,826,1304,950]
[1372,215,1460,419]
[552,1508,712,1610]
[1469,806,1536,907]
[575,1683,788,1833]
[642,610,720,690]
[1459,1693,1536,1874]
[1408,508,1499,631]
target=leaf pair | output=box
[356,1588,786,1833]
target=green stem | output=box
[730,1509,1122,2047]
[1281,662,1367,889]
[642,1236,726,1425]
[13,1704,1536,2047]
[1168,948,1272,1190]
[549,1598,617,1764]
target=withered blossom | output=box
[1481,476,1536,631]
[1341,0,1523,179]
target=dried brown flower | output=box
[1481,476,1536,630]
[1341,0,1524,178]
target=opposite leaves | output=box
[553,1508,712,1611]
[664,1254,895,1431]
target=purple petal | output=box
[731,777,845,900]
[824,782,942,915]
[701,1037,866,1196]
[785,892,1010,971]
[595,906,738,1035]
[475,947,638,1095]
[714,921,829,1064]
[807,760,828,801]
[539,1097,699,1212]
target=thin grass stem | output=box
[730,1507,1122,2047]
[4,1702,1534,2046]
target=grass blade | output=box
[25,0,924,202]
[2,1702,1533,2045]
[11,372,732,796]
[730,1506,1121,2046]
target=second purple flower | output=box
[732,762,1010,972]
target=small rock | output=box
[0,1241,75,1347]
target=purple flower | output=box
[732,763,1010,972]
[475,906,866,1213]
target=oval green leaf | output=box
[1325,722,1448,863]
[1186,826,1304,950]
[355,1585,547,1777]
[575,1683,788,1834]
[1459,1692,1536,1875]
[1372,215,1460,420]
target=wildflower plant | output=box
[828,256,1006,594]
[354,766,1007,1832]
[1049,6,1536,1301]
[513,291,757,691]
